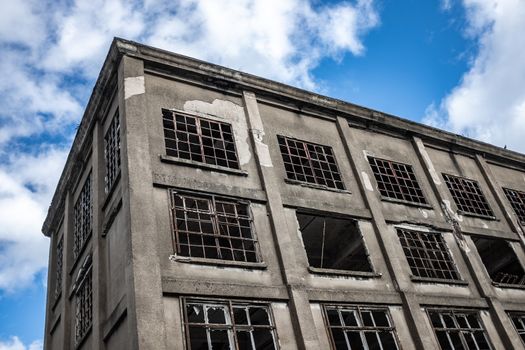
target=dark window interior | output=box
[297,213,373,272]
[504,187,525,224]
[472,236,525,285]
[443,174,494,218]
[509,313,525,345]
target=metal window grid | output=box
[397,228,460,281]
[443,174,494,218]
[277,135,345,190]
[74,264,93,346]
[171,191,259,263]
[162,110,240,169]
[509,313,525,344]
[73,173,92,260]
[104,110,121,193]
[367,156,428,205]
[182,298,278,350]
[323,305,400,350]
[428,309,491,350]
[54,236,63,300]
[503,187,525,225]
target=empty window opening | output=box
[472,236,525,285]
[443,174,494,218]
[104,109,121,193]
[367,157,428,205]
[397,228,461,281]
[296,213,373,272]
[503,187,525,225]
[183,299,278,350]
[428,309,491,350]
[509,313,525,345]
[324,305,400,350]
[277,135,345,190]
[163,110,240,169]
[55,236,63,300]
[171,191,260,263]
[74,257,93,346]
[73,172,92,260]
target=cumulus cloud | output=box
[424,0,525,153]
[0,0,379,292]
[0,337,42,350]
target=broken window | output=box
[162,110,240,169]
[73,172,92,260]
[509,313,525,344]
[55,236,63,300]
[104,109,121,193]
[397,228,461,281]
[472,236,525,286]
[296,213,373,273]
[324,305,400,350]
[183,298,278,350]
[443,174,494,218]
[367,157,428,205]
[171,191,260,263]
[503,187,525,225]
[74,256,93,346]
[277,135,345,190]
[428,309,491,350]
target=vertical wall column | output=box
[242,91,321,350]
[62,192,73,349]
[119,56,168,350]
[412,136,523,350]
[336,117,437,350]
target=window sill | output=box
[492,281,525,290]
[379,196,433,209]
[308,266,381,278]
[160,155,248,176]
[457,210,498,221]
[284,179,351,194]
[169,255,267,269]
[410,276,469,286]
[51,292,62,311]
[69,234,92,276]
[101,172,121,211]
[75,325,92,350]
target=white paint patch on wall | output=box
[243,92,273,167]
[124,76,145,99]
[416,139,441,185]
[183,99,252,165]
[362,172,374,191]
[418,208,429,218]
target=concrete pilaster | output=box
[62,192,73,349]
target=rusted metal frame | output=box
[73,171,93,262]
[103,109,121,194]
[443,173,495,218]
[503,187,525,225]
[74,261,93,347]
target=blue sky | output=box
[1,0,524,349]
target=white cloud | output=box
[424,0,525,153]
[0,337,42,350]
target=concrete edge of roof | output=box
[41,37,525,236]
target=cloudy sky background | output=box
[1,0,524,348]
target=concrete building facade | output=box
[42,38,525,350]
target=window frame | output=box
[277,135,347,192]
[508,312,525,345]
[168,189,265,267]
[367,156,430,207]
[104,109,121,195]
[162,109,243,173]
[426,308,493,350]
[442,173,495,219]
[503,187,525,225]
[72,171,93,264]
[181,297,279,350]
[73,256,93,348]
[322,304,401,350]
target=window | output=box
[503,187,525,224]
[509,313,525,344]
[472,236,525,286]
[277,135,345,190]
[296,213,373,273]
[104,110,121,193]
[367,157,428,205]
[170,191,260,263]
[74,257,93,346]
[183,298,278,350]
[162,110,240,169]
[397,228,461,281]
[73,173,92,260]
[442,174,494,218]
[55,236,63,300]
[428,309,491,350]
[323,305,399,350]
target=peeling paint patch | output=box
[124,76,145,99]
[362,150,374,158]
[395,223,430,232]
[183,99,252,165]
[416,139,441,185]
[310,303,321,311]
[418,208,429,218]
[362,172,374,192]
[442,200,463,222]
[242,92,273,167]
[482,222,488,229]
[252,129,273,167]
[272,302,288,310]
